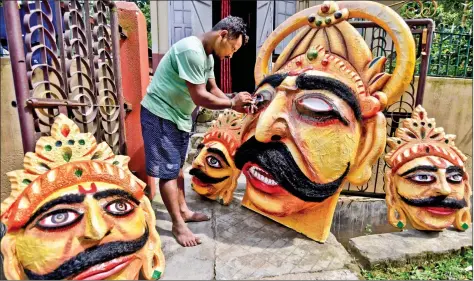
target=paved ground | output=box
[152,171,360,280]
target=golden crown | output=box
[1,114,146,231]
[385,105,467,171]
[202,110,245,157]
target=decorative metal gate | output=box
[4,0,126,155]
[341,19,435,198]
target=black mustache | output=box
[234,137,349,202]
[24,226,149,280]
[400,195,467,209]
[189,168,229,184]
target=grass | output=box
[362,248,473,280]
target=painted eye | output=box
[105,200,134,216]
[409,174,436,183]
[37,209,82,229]
[294,96,348,125]
[447,173,463,183]
[253,90,273,109]
[206,156,222,168]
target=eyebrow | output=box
[93,189,140,205]
[446,166,465,175]
[295,74,362,121]
[207,147,230,166]
[399,165,438,177]
[25,194,85,228]
[255,73,289,90]
[197,143,205,150]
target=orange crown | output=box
[385,105,467,172]
[202,110,245,157]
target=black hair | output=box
[212,16,249,45]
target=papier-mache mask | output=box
[234,0,416,242]
[384,105,472,231]
[1,114,165,280]
[191,110,247,205]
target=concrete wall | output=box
[0,57,24,202]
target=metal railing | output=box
[429,25,473,78]
[4,0,127,155]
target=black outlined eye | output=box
[37,209,82,230]
[105,199,135,216]
[408,173,436,184]
[206,156,222,168]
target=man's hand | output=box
[231,92,253,113]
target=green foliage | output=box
[130,0,151,48]
[399,0,473,78]
[362,248,473,280]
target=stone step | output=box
[348,227,473,269]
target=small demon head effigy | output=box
[1,115,165,280]
[384,105,471,231]
[191,110,246,205]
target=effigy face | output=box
[233,0,416,242]
[385,106,472,231]
[191,110,247,205]
[1,115,165,280]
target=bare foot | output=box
[172,222,201,247]
[181,210,210,222]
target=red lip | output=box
[243,163,289,195]
[192,176,211,187]
[73,255,134,280]
[423,207,457,216]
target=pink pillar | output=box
[117,2,155,199]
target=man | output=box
[141,16,252,247]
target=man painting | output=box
[141,16,253,247]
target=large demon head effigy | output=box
[190,110,248,205]
[384,105,472,231]
[232,1,416,242]
[1,115,165,280]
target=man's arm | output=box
[207,78,230,99]
[186,81,253,112]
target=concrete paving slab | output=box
[348,228,473,269]
[152,174,360,280]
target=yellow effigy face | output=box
[235,72,362,217]
[385,105,471,232]
[191,110,246,205]
[1,114,165,280]
[6,183,160,280]
[237,0,417,242]
[388,156,468,230]
[191,141,239,205]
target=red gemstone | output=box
[61,125,70,137]
[296,60,303,66]
[321,58,329,66]
[321,4,330,13]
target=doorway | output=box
[212,1,257,94]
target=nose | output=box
[82,199,112,241]
[436,177,452,196]
[255,93,289,143]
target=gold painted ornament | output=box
[1,114,165,280]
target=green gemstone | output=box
[316,20,322,26]
[63,152,72,162]
[462,223,469,230]
[113,161,120,165]
[397,221,404,229]
[325,17,332,24]
[44,145,52,151]
[22,179,31,185]
[74,169,83,177]
[79,139,85,145]
[152,270,162,279]
[307,50,318,61]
